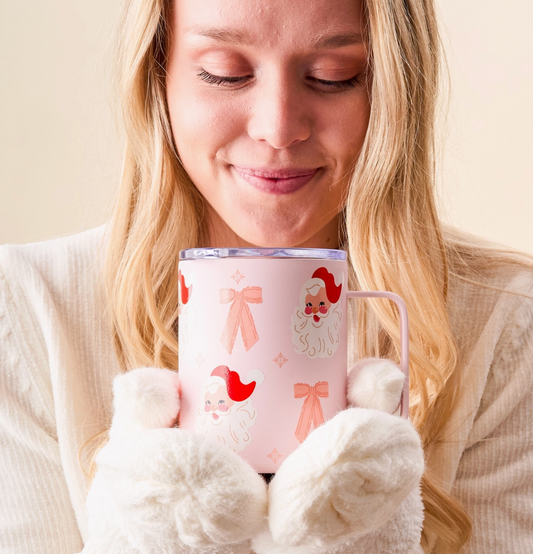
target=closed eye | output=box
[307,75,363,91]
[197,69,252,86]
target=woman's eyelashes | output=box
[308,75,364,91]
[196,69,364,91]
[197,69,252,86]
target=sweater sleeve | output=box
[453,290,533,553]
[0,252,84,553]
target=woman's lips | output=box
[232,166,319,194]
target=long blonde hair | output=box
[95,0,532,551]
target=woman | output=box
[1,0,532,552]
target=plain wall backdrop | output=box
[1,0,532,252]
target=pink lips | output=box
[232,166,319,194]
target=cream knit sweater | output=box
[0,226,532,553]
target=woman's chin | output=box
[214,217,341,249]
[226,229,320,249]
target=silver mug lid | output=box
[179,247,347,261]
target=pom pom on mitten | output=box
[109,367,180,440]
[87,429,267,553]
[347,358,404,414]
[266,407,424,550]
[253,484,424,554]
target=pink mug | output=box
[177,248,409,473]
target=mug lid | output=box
[179,247,346,260]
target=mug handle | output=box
[346,291,409,419]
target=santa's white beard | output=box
[291,302,342,358]
[196,400,257,453]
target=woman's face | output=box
[167,0,370,248]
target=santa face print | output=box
[196,366,263,453]
[292,267,343,358]
[203,384,235,424]
[304,286,332,324]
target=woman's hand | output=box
[83,368,267,554]
[253,359,424,554]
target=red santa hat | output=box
[311,267,342,304]
[210,366,256,402]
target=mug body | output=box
[178,248,348,473]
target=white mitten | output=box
[83,367,267,554]
[253,358,424,554]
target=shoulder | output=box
[448,262,533,328]
[447,250,533,379]
[444,226,533,352]
[0,225,107,317]
[0,225,107,291]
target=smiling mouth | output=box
[232,166,320,194]
[212,413,219,420]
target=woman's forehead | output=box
[174,0,365,48]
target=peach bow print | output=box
[294,381,329,443]
[219,286,263,354]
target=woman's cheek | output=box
[171,91,245,166]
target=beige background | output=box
[1,1,532,252]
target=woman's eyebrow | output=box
[185,26,249,44]
[313,32,365,49]
[184,26,365,49]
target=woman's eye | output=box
[308,75,362,91]
[197,69,252,87]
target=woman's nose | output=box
[247,75,311,149]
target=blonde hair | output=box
[88,0,533,552]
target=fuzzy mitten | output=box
[82,367,267,554]
[252,358,424,554]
